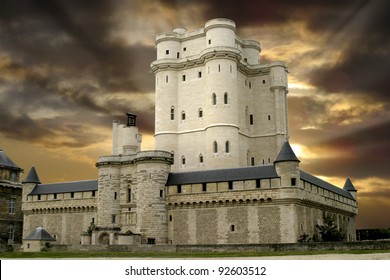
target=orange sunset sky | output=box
[0,0,389,229]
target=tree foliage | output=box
[316,215,345,242]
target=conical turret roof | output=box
[274,141,300,163]
[23,166,41,184]
[343,178,357,192]
[0,148,22,170]
[24,226,56,241]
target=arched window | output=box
[224,92,228,104]
[225,141,230,153]
[212,93,217,105]
[198,108,203,118]
[213,141,218,153]
[170,106,175,120]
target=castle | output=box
[21,19,358,248]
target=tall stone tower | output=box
[151,18,289,172]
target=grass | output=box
[1,249,390,259]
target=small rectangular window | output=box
[128,189,132,202]
[228,181,233,190]
[256,179,261,189]
[166,75,168,83]
[183,47,186,51]
[114,192,117,200]
[208,39,211,44]
[92,190,96,197]
[251,157,255,166]
[111,214,116,224]
[177,185,182,193]
[182,75,186,81]
[291,178,297,186]
[160,189,164,198]
[198,71,202,78]
[166,50,169,55]
[37,194,41,201]
[262,79,265,84]
[53,193,57,199]
[250,114,254,125]
[71,192,74,198]
[177,52,180,58]
[268,115,271,121]
[202,183,207,192]
[230,225,235,232]
[147,238,156,244]
[8,199,15,214]
[169,215,172,221]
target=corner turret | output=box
[274,141,300,187]
[22,166,41,203]
[343,178,357,201]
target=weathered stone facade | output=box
[0,149,23,245]
[21,18,358,248]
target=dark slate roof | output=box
[274,141,300,163]
[343,178,357,192]
[166,165,279,186]
[23,166,41,184]
[24,226,56,241]
[0,149,22,170]
[29,180,98,195]
[300,170,354,200]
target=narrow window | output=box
[111,214,116,224]
[171,151,175,164]
[230,225,235,232]
[198,71,202,78]
[202,183,207,192]
[218,64,221,72]
[224,92,228,104]
[198,108,203,118]
[128,188,131,202]
[249,81,252,89]
[177,52,180,58]
[225,141,230,153]
[181,156,186,165]
[256,179,261,189]
[291,178,297,186]
[208,39,211,45]
[71,192,75,198]
[37,194,41,201]
[169,215,173,221]
[251,157,255,166]
[166,50,169,55]
[177,185,182,193]
[170,107,175,120]
[250,114,254,125]
[7,224,14,241]
[228,181,233,190]
[166,75,169,83]
[199,154,204,163]
[160,189,164,198]
[114,192,117,200]
[181,111,186,120]
[183,47,186,51]
[212,93,217,105]
[182,74,186,81]
[92,190,96,197]
[213,141,218,153]
[8,198,15,214]
[268,115,271,121]
[244,58,247,62]
[262,79,265,84]
[53,193,57,200]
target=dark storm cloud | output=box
[299,121,390,179]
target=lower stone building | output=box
[21,115,358,246]
[0,149,23,245]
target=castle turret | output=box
[112,113,142,155]
[343,178,357,201]
[274,141,300,187]
[22,166,41,202]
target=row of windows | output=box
[173,141,230,165]
[33,190,96,201]
[176,180,266,194]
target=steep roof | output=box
[0,149,22,170]
[23,166,41,184]
[29,180,98,195]
[343,178,357,192]
[300,170,354,200]
[24,226,56,241]
[166,165,279,186]
[274,141,300,163]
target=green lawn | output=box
[1,249,390,259]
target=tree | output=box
[316,215,344,242]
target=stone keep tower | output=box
[151,18,289,172]
[96,114,172,244]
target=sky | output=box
[0,0,389,229]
